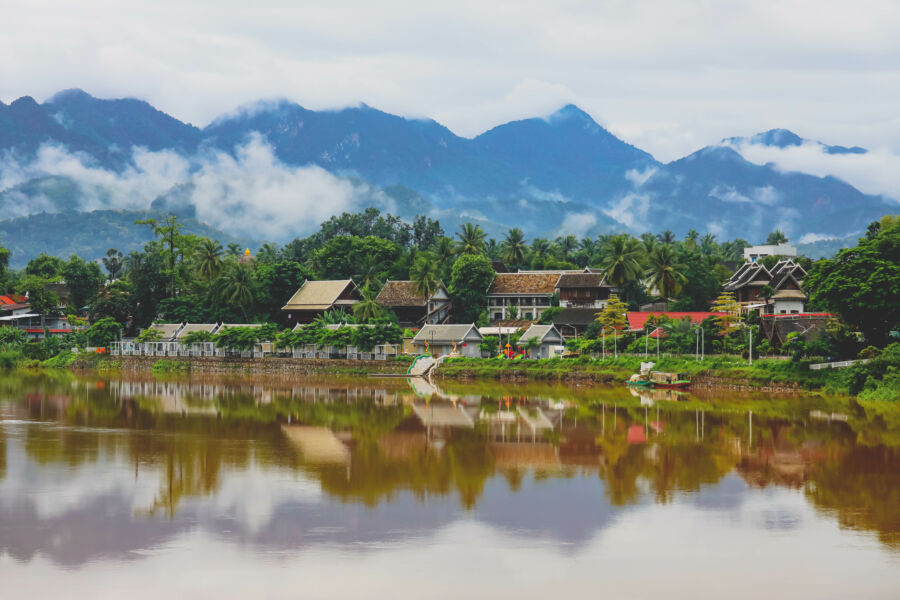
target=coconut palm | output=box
[196,239,223,283]
[645,244,687,309]
[766,230,789,245]
[410,253,440,298]
[456,223,487,255]
[531,238,551,262]
[501,228,528,267]
[434,236,455,264]
[557,235,578,262]
[353,285,385,322]
[353,254,383,289]
[639,233,657,255]
[578,238,597,266]
[656,230,676,245]
[256,243,280,264]
[598,235,644,288]
[219,264,254,321]
[685,229,700,248]
[700,233,718,256]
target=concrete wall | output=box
[83,355,409,375]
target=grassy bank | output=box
[436,349,900,398]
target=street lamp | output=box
[693,326,705,361]
[645,327,661,359]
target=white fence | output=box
[810,358,870,370]
[111,341,400,360]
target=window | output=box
[492,312,502,320]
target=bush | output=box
[0,349,22,368]
[859,346,882,360]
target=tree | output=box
[506,304,519,320]
[136,328,165,343]
[595,294,628,332]
[25,254,64,280]
[530,238,551,264]
[196,239,223,283]
[254,260,312,322]
[501,228,528,268]
[700,234,718,257]
[180,330,215,346]
[213,326,259,353]
[557,235,578,262]
[804,216,900,346]
[684,229,700,248]
[124,251,168,328]
[62,255,106,313]
[599,235,644,289]
[456,223,487,255]
[759,284,775,313]
[313,236,399,281]
[0,236,9,293]
[412,215,444,249]
[766,230,789,245]
[710,292,743,350]
[656,230,676,245]
[353,285,386,322]
[671,250,722,311]
[137,215,183,298]
[449,254,495,323]
[410,253,440,298]
[86,317,121,348]
[218,264,255,321]
[645,245,687,309]
[102,249,124,281]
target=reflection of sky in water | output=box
[2,375,900,599]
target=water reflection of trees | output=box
[1,373,899,548]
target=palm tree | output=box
[766,230,789,245]
[219,264,254,321]
[196,239,223,283]
[700,233,718,256]
[501,228,528,267]
[102,248,124,281]
[434,236,456,264]
[531,238,551,261]
[578,238,597,266]
[685,229,699,248]
[645,245,687,309]
[410,254,440,298]
[256,243,280,264]
[456,223,486,255]
[639,233,657,255]
[598,235,644,288]
[656,230,676,245]
[353,254,383,289]
[558,235,578,262]
[353,285,385,322]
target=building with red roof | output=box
[626,312,727,337]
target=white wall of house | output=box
[773,299,805,314]
[487,295,552,321]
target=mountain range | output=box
[0,88,895,266]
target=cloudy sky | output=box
[1,0,899,163]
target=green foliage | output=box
[136,328,165,343]
[25,254,64,280]
[254,261,313,321]
[595,294,628,331]
[151,359,189,373]
[0,349,22,368]
[180,330,215,345]
[456,223,487,255]
[805,216,900,346]
[312,235,400,281]
[17,275,60,316]
[213,326,261,352]
[62,255,106,311]
[859,346,882,360]
[86,317,121,347]
[539,306,564,324]
[0,326,27,349]
[448,254,495,323]
[479,335,500,357]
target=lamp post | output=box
[645,327,661,359]
[694,326,705,361]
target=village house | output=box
[555,272,614,309]
[486,272,560,322]
[412,324,482,358]
[723,259,808,314]
[281,279,361,323]
[517,324,565,359]
[375,280,451,327]
[743,243,797,262]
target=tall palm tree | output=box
[700,233,718,256]
[639,233,657,255]
[456,223,487,255]
[353,254,383,289]
[656,230,676,245]
[766,230,789,245]
[531,238,551,261]
[501,228,528,267]
[196,239,223,283]
[645,244,687,309]
[433,236,456,264]
[558,235,578,262]
[410,254,440,298]
[599,235,644,288]
[353,285,385,322]
[256,243,280,264]
[219,264,254,321]
[685,229,700,248]
[578,238,597,266]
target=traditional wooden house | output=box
[555,272,614,309]
[486,272,560,322]
[281,280,361,323]
[723,259,807,314]
[412,324,482,358]
[375,280,451,327]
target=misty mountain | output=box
[0,89,894,253]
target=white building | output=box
[743,243,797,262]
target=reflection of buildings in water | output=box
[628,386,688,406]
[281,425,351,465]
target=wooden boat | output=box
[648,371,691,388]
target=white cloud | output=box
[603,193,649,230]
[0,136,388,240]
[625,167,657,188]
[555,212,597,238]
[726,141,900,202]
[797,232,836,244]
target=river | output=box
[1,372,898,599]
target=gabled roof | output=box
[626,312,727,332]
[219,323,262,329]
[413,324,482,344]
[0,294,27,306]
[489,272,560,295]
[145,323,182,341]
[724,262,771,291]
[519,324,563,344]
[282,280,357,311]
[375,280,446,307]
[556,273,607,288]
[175,323,218,340]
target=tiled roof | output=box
[556,273,606,288]
[0,295,27,305]
[626,312,727,332]
[489,272,560,295]
[413,324,482,343]
[282,280,356,311]
[376,280,427,307]
[175,323,218,339]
